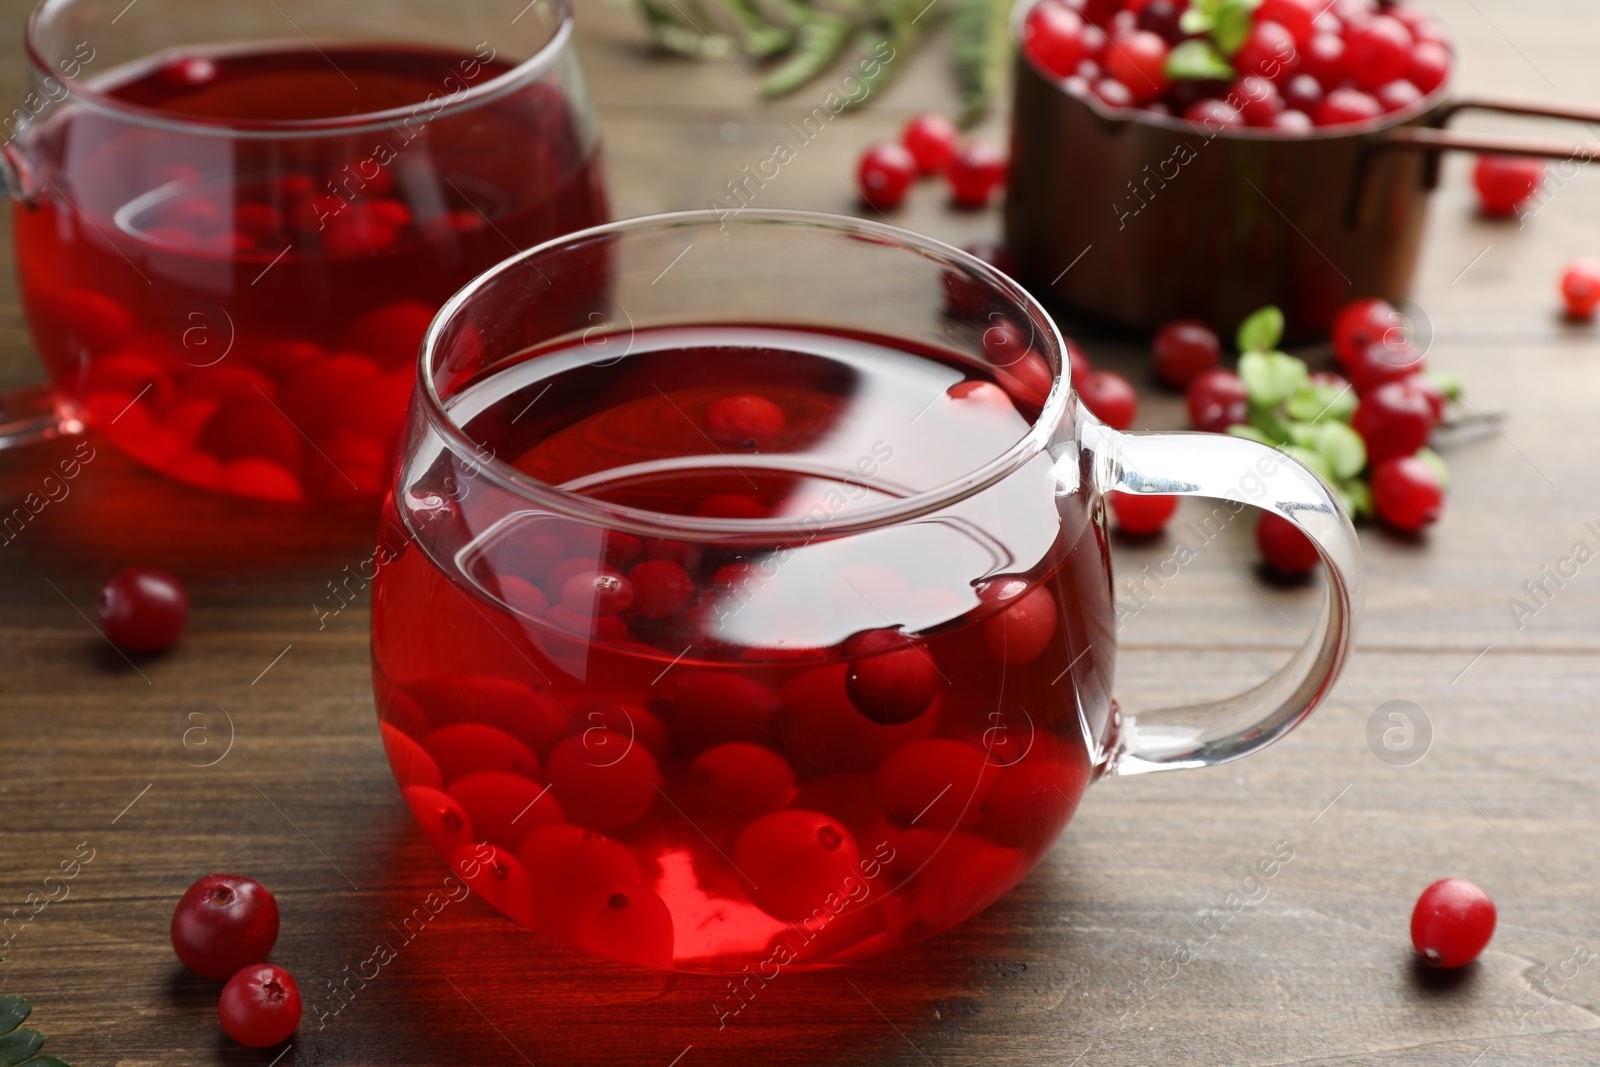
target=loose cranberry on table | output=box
[98,566,189,653]
[1352,379,1436,463]
[1256,512,1320,576]
[1332,297,1403,368]
[1109,490,1178,535]
[1473,155,1543,217]
[901,114,959,174]
[1371,454,1445,532]
[1185,368,1249,433]
[1560,257,1600,320]
[219,963,302,1047]
[171,874,280,980]
[1078,369,1138,429]
[1411,878,1496,968]
[1152,318,1221,388]
[856,142,917,210]
[948,141,1007,207]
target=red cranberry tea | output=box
[372,324,1118,972]
[13,44,605,502]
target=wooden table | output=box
[3,1,1600,1064]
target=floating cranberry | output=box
[1411,878,1495,968]
[519,823,641,938]
[688,742,796,816]
[1235,21,1298,81]
[219,964,301,1047]
[981,756,1081,855]
[1256,512,1320,575]
[171,874,280,980]
[778,665,938,775]
[1472,155,1543,218]
[733,809,861,921]
[980,577,1059,666]
[625,559,694,619]
[447,770,564,851]
[660,671,777,753]
[875,738,992,832]
[1371,455,1444,531]
[323,211,400,257]
[340,299,436,370]
[381,722,443,791]
[1152,318,1221,388]
[97,567,189,653]
[843,628,940,725]
[1078,369,1138,428]
[1353,379,1435,463]
[1316,86,1383,126]
[403,785,475,857]
[948,142,1007,207]
[159,55,218,88]
[857,143,917,210]
[425,723,541,784]
[1023,1,1089,78]
[902,113,959,173]
[576,883,674,969]
[1186,368,1250,433]
[1104,31,1170,104]
[705,393,784,449]
[1109,490,1178,535]
[1234,75,1285,127]
[545,731,659,830]
[450,842,538,929]
[1561,257,1600,319]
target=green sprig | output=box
[0,996,70,1067]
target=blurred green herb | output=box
[0,994,70,1067]
[1167,0,1262,79]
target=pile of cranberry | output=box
[857,115,1007,211]
[1021,0,1452,129]
[172,874,301,1047]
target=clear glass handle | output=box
[1085,422,1363,775]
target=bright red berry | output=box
[1399,372,1446,421]
[1234,20,1298,81]
[1411,878,1496,968]
[1104,31,1170,104]
[1300,33,1347,90]
[857,143,917,210]
[1332,297,1401,368]
[1406,40,1451,95]
[1353,379,1436,462]
[901,113,959,173]
[688,742,796,816]
[1274,109,1313,131]
[875,738,992,831]
[1152,318,1222,387]
[1233,74,1286,126]
[1094,77,1135,109]
[219,964,301,1047]
[733,809,860,921]
[1345,15,1412,89]
[1561,257,1600,319]
[1376,79,1423,113]
[1257,0,1319,44]
[1348,339,1426,393]
[1472,155,1543,218]
[1282,73,1324,114]
[1023,1,1089,78]
[626,559,695,619]
[1315,86,1383,126]
[843,628,940,724]
[1109,490,1179,534]
[1256,512,1320,575]
[979,577,1060,666]
[1065,339,1093,383]
[159,55,218,88]
[97,567,189,653]
[170,874,280,980]
[1079,370,1138,429]
[1186,99,1245,127]
[948,142,1007,207]
[546,731,660,831]
[1186,368,1249,432]
[1371,454,1444,531]
[705,393,784,449]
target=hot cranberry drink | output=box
[371,322,1119,972]
[13,43,605,502]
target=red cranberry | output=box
[1109,490,1178,535]
[1300,33,1347,90]
[98,567,189,653]
[843,628,940,725]
[733,810,860,921]
[705,393,784,449]
[948,142,1007,207]
[1136,0,1185,42]
[159,55,218,88]
[1094,77,1135,109]
[1399,372,1447,421]
[902,113,959,173]
[857,143,917,210]
[1332,297,1401,367]
[1348,340,1425,393]
[1472,154,1543,218]
[1167,78,1227,114]
[1375,78,1423,113]
[545,731,659,830]
[1080,0,1121,27]
[1411,878,1496,968]
[171,874,280,980]
[1104,30,1170,104]
[1561,257,1600,319]
[688,742,795,816]
[1023,2,1090,78]
[1256,513,1320,575]
[1235,20,1299,81]
[1345,15,1413,89]
[1186,368,1249,432]
[1233,75,1286,126]
[626,559,694,619]
[1315,87,1383,126]
[1080,22,1109,58]
[1282,73,1324,114]
[1186,99,1244,128]
[1257,0,1319,44]
[1079,370,1138,429]
[219,964,301,1047]
[1406,40,1451,94]
[1354,379,1438,460]
[875,738,992,832]
[1371,455,1444,531]
[1065,339,1093,382]
[1152,318,1222,387]
[1274,109,1313,131]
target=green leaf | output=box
[1236,305,1284,354]
[1165,38,1234,80]
[1248,403,1294,445]
[1281,445,1333,484]
[0,1001,31,1037]
[1178,6,1214,33]
[1284,420,1317,448]
[1238,350,1310,408]
[0,1028,45,1066]
[1310,420,1367,480]
[1342,478,1374,520]
[1416,446,1451,489]
[1426,369,1465,402]
[1212,0,1261,54]
[1225,424,1275,445]
[1284,380,1357,423]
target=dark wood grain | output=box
[3,0,1600,1064]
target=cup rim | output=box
[417,208,1073,541]
[24,0,574,139]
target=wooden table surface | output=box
[3,0,1600,1064]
